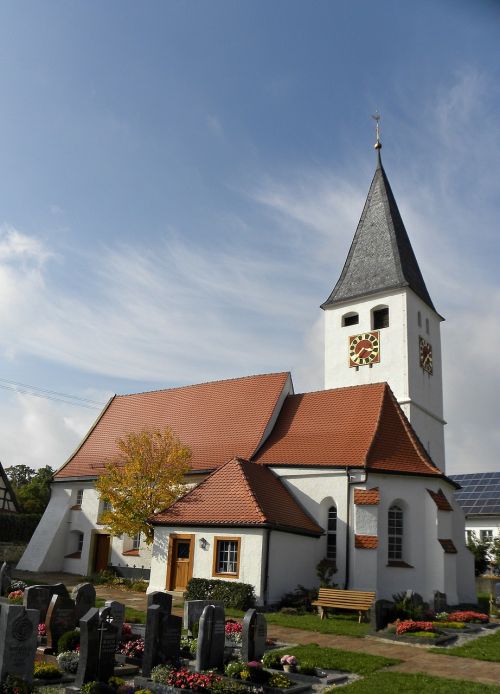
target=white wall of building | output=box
[267,531,321,604]
[324,288,445,471]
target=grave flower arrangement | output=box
[280,655,298,672]
[447,611,489,624]
[118,637,145,659]
[163,668,221,692]
[121,623,133,639]
[225,620,243,645]
[38,623,47,637]
[57,650,80,674]
[9,580,27,592]
[7,590,24,604]
[395,620,435,636]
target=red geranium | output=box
[396,620,435,635]
[447,611,489,624]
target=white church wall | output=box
[267,531,321,604]
[451,500,476,603]
[355,505,377,535]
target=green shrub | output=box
[33,663,62,680]
[86,570,120,585]
[262,651,283,669]
[108,677,125,690]
[80,682,115,694]
[57,629,80,654]
[0,514,41,542]
[135,690,153,694]
[128,580,148,592]
[184,578,255,610]
[268,673,293,689]
[279,585,318,613]
[225,661,246,678]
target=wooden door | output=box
[169,537,193,590]
[93,534,110,572]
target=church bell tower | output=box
[322,122,446,471]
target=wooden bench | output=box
[312,588,375,623]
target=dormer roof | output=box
[321,153,437,314]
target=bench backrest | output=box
[317,588,375,607]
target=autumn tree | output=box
[94,427,191,544]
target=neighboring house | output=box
[18,141,476,606]
[0,463,20,514]
[451,472,500,545]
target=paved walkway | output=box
[13,570,500,688]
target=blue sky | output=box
[0,0,498,473]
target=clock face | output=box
[419,337,433,374]
[349,331,380,367]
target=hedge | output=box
[184,577,256,610]
[0,514,41,543]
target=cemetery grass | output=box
[95,598,145,623]
[324,672,500,694]
[430,627,500,662]
[270,643,399,675]
[264,611,371,637]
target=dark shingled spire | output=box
[321,153,437,312]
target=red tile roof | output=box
[354,488,380,505]
[438,539,457,554]
[355,534,378,549]
[427,489,453,511]
[254,383,442,477]
[151,458,323,536]
[55,373,291,479]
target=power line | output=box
[0,378,107,410]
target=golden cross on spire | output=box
[371,111,382,150]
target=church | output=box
[18,136,476,606]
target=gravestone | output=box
[72,583,96,621]
[0,604,39,683]
[143,602,182,677]
[148,590,173,614]
[24,583,70,623]
[45,593,77,652]
[75,608,100,686]
[97,606,121,681]
[241,609,267,662]
[195,604,225,672]
[433,591,448,613]
[371,599,395,631]
[0,562,12,596]
[184,599,224,636]
[104,600,125,648]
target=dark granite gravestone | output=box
[195,604,225,673]
[45,593,77,652]
[97,606,121,681]
[0,562,12,596]
[24,583,70,623]
[371,599,395,631]
[433,591,448,613]
[148,591,173,614]
[0,604,39,683]
[143,602,182,677]
[184,600,224,636]
[241,609,267,662]
[75,608,100,687]
[104,600,125,647]
[72,583,96,622]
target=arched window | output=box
[372,305,389,329]
[326,506,337,561]
[342,312,359,327]
[388,505,403,561]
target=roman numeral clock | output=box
[419,336,433,374]
[349,331,380,367]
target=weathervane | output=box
[372,111,382,150]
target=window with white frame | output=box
[76,489,84,506]
[132,532,141,550]
[214,538,240,576]
[77,532,84,553]
[388,505,403,561]
[326,505,337,561]
[480,529,493,542]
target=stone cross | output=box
[0,604,39,683]
[75,608,100,687]
[104,600,125,648]
[241,609,267,663]
[71,583,97,622]
[45,593,77,653]
[97,606,120,682]
[195,604,225,672]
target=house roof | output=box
[151,457,323,536]
[0,463,20,513]
[450,471,500,515]
[321,152,438,314]
[254,382,441,477]
[55,372,291,479]
[354,488,380,505]
[427,488,453,511]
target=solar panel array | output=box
[450,472,500,515]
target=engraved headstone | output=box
[433,591,447,613]
[143,602,182,677]
[195,604,225,672]
[241,609,266,662]
[75,608,100,686]
[0,604,39,683]
[24,583,69,623]
[148,591,173,614]
[371,599,395,631]
[104,600,125,647]
[72,583,96,621]
[0,563,12,597]
[45,593,77,652]
[97,606,120,681]
[184,599,224,636]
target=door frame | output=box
[165,533,195,591]
[92,532,111,573]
